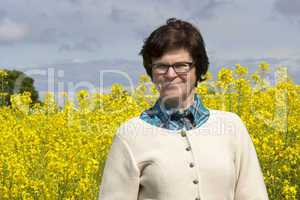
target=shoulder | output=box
[208,109,243,124]
[113,117,146,142]
[115,117,142,134]
[205,109,247,136]
[207,109,252,148]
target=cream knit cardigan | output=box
[98,109,269,200]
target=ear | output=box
[155,84,161,91]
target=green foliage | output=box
[0,68,40,106]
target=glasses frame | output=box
[151,61,194,75]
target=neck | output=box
[159,90,195,112]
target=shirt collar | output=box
[153,93,209,126]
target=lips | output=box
[163,82,181,87]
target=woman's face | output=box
[151,48,197,104]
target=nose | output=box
[164,65,178,78]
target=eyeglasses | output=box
[151,61,194,74]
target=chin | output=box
[160,91,186,99]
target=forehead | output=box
[152,48,192,63]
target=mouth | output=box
[163,82,181,87]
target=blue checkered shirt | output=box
[140,93,210,131]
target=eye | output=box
[154,64,169,71]
[174,63,189,67]
[173,62,193,73]
[156,64,168,68]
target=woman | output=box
[98,18,269,200]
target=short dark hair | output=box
[139,18,209,87]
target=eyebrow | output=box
[153,60,193,65]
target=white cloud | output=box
[0,18,30,43]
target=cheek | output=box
[187,71,197,84]
[183,75,197,86]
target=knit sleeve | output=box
[98,130,140,200]
[233,114,269,200]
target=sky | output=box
[0,0,299,101]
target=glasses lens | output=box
[173,63,191,73]
[154,64,169,73]
[153,62,193,74]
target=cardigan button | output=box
[189,162,194,168]
[195,197,200,200]
[180,130,187,137]
[193,179,199,184]
[185,146,191,151]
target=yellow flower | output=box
[217,67,233,84]
[0,61,298,199]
